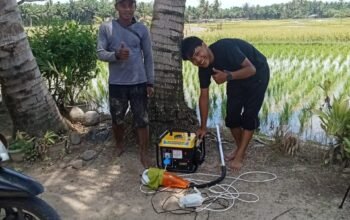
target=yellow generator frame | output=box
[156,130,205,173]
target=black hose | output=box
[339,183,350,208]
[190,165,226,189]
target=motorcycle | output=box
[0,133,60,220]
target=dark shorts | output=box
[225,64,270,130]
[109,83,149,128]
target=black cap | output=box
[181,36,203,60]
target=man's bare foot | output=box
[225,149,237,161]
[229,157,243,172]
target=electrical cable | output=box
[143,125,277,215]
[193,171,276,212]
[149,188,211,220]
[141,171,277,213]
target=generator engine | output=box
[156,130,205,173]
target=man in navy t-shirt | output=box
[181,36,270,172]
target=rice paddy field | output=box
[183,18,350,143]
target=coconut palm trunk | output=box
[149,0,198,132]
[0,0,67,137]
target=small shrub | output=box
[315,96,350,164]
[25,131,59,162]
[29,21,98,108]
[9,131,34,152]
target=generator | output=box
[156,130,205,173]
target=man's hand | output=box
[115,42,129,60]
[196,127,207,139]
[147,86,154,98]
[212,68,228,84]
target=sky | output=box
[139,0,349,8]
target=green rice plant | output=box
[221,97,227,120]
[260,102,269,124]
[316,96,350,138]
[315,96,350,161]
[181,19,350,142]
[298,105,313,134]
[279,102,292,126]
[319,79,332,99]
[339,81,350,101]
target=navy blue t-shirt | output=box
[198,38,267,88]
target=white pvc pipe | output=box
[216,125,225,167]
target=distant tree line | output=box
[187,0,350,21]
[19,0,153,26]
[19,0,350,26]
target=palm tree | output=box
[0,0,67,137]
[149,0,198,133]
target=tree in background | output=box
[136,1,153,25]
[199,0,209,19]
[17,0,350,24]
[0,0,68,137]
[212,0,221,19]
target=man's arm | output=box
[197,88,209,138]
[212,58,256,84]
[228,58,256,80]
[96,24,119,63]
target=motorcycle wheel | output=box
[0,197,60,220]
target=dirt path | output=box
[1,102,350,220]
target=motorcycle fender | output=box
[0,167,44,197]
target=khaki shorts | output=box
[109,83,149,128]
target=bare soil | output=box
[1,102,349,220]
